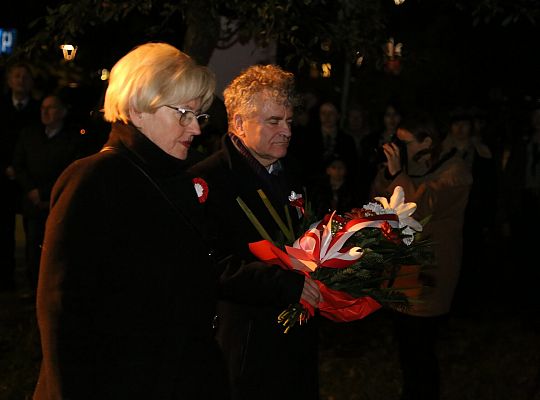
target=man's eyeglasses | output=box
[164,105,210,126]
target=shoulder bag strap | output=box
[100,145,210,247]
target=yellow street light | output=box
[60,44,77,61]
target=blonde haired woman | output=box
[34,43,229,400]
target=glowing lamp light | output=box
[355,52,364,67]
[322,63,332,78]
[60,44,77,61]
[394,0,405,4]
[99,68,110,81]
[384,38,403,76]
[384,37,403,59]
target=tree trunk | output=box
[182,0,221,66]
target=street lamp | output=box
[60,44,77,61]
[384,37,403,75]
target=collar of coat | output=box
[104,122,193,178]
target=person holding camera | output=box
[370,112,472,400]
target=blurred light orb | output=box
[99,69,110,81]
[60,44,77,61]
[322,63,332,78]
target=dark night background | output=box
[2,0,540,111]
[1,1,540,399]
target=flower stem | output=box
[236,196,275,244]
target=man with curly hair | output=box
[189,65,320,400]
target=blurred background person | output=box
[346,103,372,154]
[287,89,320,180]
[359,100,404,203]
[370,111,472,400]
[299,100,359,183]
[0,62,41,291]
[307,154,362,218]
[13,93,82,292]
[497,100,540,312]
[441,107,497,313]
[318,101,359,179]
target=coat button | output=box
[212,315,219,330]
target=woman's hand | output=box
[301,276,322,308]
[382,142,402,177]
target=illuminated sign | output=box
[0,28,17,55]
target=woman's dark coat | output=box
[189,135,319,400]
[34,123,228,400]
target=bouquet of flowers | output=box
[238,186,433,333]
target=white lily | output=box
[373,186,423,234]
[288,191,302,202]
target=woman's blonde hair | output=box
[103,42,215,123]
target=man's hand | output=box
[300,276,322,308]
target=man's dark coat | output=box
[189,135,319,400]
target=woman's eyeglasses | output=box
[164,105,210,126]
